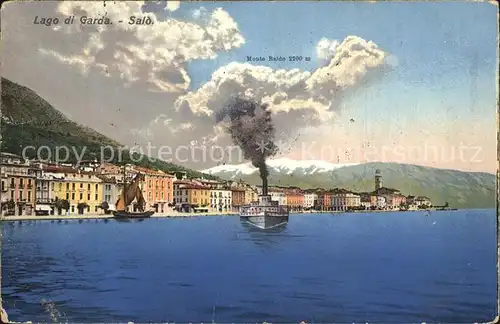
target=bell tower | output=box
[375,169,382,191]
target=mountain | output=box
[202,159,496,209]
[0,77,217,179]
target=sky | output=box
[1,1,498,173]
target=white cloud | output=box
[129,35,392,164]
[42,1,245,92]
[192,7,208,20]
[316,38,339,62]
[164,1,180,12]
[173,35,389,131]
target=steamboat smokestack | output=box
[262,178,268,196]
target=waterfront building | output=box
[406,195,416,205]
[98,175,121,213]
[360,194,372,209]
[285,188,304,211]
[331,192,361,211]
[269,189,287,206]
[375,196,387,209]
[0,152,37,216]
[31,163,63,214]
[414,196,432,207]
[210,188,232,212]
[382,193,406,209]
[173,180,191,205]
[173,180,210,211]
[133,166,174,213]
[244,185,258,204]
[303,192,318,209]
[317,191,332,211]
[231,187,246,212]
[51,171,103,215]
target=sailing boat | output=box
[113,167,154,219]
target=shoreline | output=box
[0,208,462,222]
[0,211,238,221]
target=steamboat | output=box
[239,180,289,229]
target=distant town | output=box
[0,151,442,217]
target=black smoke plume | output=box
[216,96,278,196]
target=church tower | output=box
[375,169,382,191]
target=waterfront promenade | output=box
[0,211,238,221]
[0,208,447,222]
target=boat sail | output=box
[113,167,154,219]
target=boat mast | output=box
[123,164,127,208]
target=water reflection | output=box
[239,220,289,250]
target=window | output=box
[95,206,98,212]
[72,183,75,190]
[80,183,83,188]
[20,179,24,187]
[88,194,91,201]
[28,179,32,186]
[11,191,14,200]
[79,193,83,200]
[1,181,4,191]
[19,191,23,200]
[95,194,98,200]
[71,206,75,213]
[95,184,98,191]
[88,184,91,191]
[66,183,69,190]
[10,179,14,187]
[66,193,69,200]
[71,193,75,200]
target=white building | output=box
[210,189,232,212]
[269,191,287,206]
[331,193,361,211]
[303,193,317,209]
[414,196,432,207]
[376,196,387,209]
[99,176,121,213]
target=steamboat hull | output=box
[113,210,154,219]
[239,195,289,230]
[240,214,288,230]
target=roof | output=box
[133,166,174,177]
[42,165,77,173]
[96,175,119,183]
[179,184,209,190]
[174,180,193,185]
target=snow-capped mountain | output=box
[200,159,496,209]
[201,158,359,177]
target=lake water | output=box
[1,210,497,323]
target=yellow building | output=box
[188,184,210,206]
[51,172,103,215]
[244,186,258,204]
